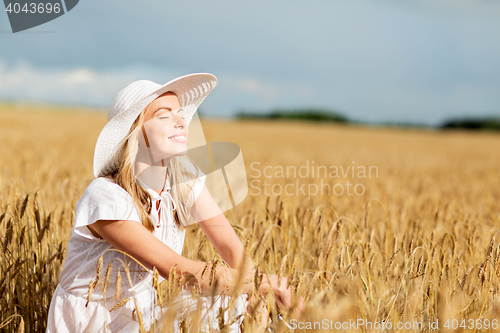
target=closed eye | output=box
[156,108,182,120]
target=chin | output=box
[165,149,188,158]
[174,150,188,157]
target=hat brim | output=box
[93,73,218,178]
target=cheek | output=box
[142,122,166,144]
[150,128,175,150]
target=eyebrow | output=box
[154,107,183,116]
[154,107,172,115]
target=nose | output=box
[175,113,187,128]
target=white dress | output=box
[46,168,248,332]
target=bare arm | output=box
[88,219,252,295]
[88,187,303,314]
[189,183,304,316]
[190,184,248,271]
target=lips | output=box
[168,132,187,140]
[168,133,187,143]
[168,135,186,140]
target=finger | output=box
[294,297,305,319]
[280,292,293,310]
[290,295,304,318]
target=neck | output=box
[135,159,172,195]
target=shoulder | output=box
[76,177,135,210]
[178,158,206,202]
[180,158,206,186]
[73,177,142,239]
[86,177,128,194]
[181,157,205,177]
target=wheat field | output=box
[1,103,500,332]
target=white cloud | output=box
[0,60,173,107]
[61,68,95,85]
[0,57,498,126]
[0,60,289,117]
[226,76,281,101]
[202,72,321,117]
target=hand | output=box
[260,274,305,319]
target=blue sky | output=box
[1,0,499,125]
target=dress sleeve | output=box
[73,178,142,240]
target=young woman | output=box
[46,73,302,332]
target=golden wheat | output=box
[1,103,500,332]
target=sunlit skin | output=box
[135,92,188,193]
[88,92,305,328]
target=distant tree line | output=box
[235,109,500,131]
[439,117,500,131]
[236,108,349,123]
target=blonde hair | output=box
[98,92,202,232]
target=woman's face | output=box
[138,92,188,164]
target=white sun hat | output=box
[93,73,218,178]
